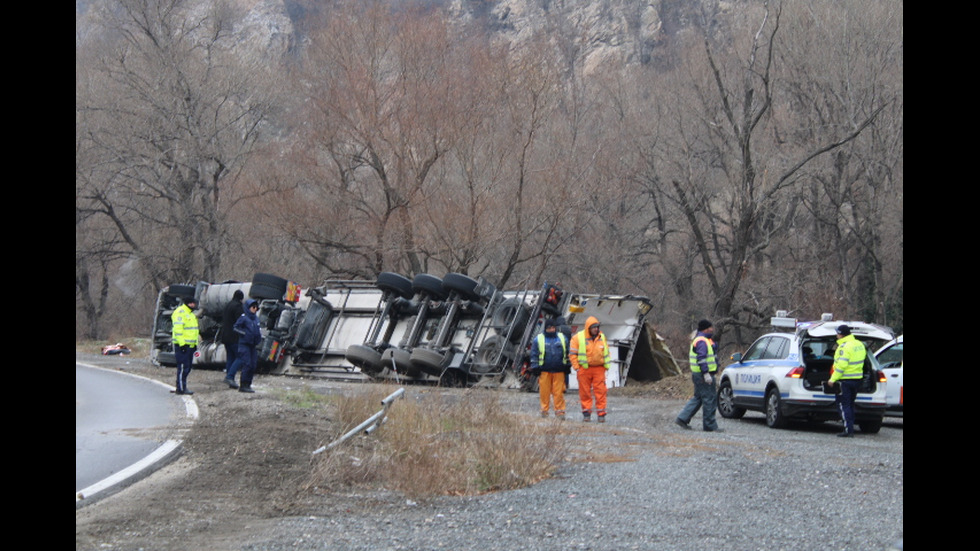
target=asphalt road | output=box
[75,363,196,505]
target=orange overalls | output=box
[569,316,611,419]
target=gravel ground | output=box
[76,353,903,551]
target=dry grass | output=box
[308,386,569,501]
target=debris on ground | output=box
[101,343,132,355]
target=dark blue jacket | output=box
[233,299,263,348]
[531,332,568,373]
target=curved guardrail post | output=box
[312,387,405,455]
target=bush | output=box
[308,386,568,500]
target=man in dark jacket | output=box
[233,299,263,393]
[221,290,245,389]
[531,318,569,418]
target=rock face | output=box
[227,0,679,73]
[448,0,667,75]
[79,0,721,72]
[233,0,296,62]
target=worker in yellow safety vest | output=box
[569,316,611,422]
[675,319,722,432]
[171,296,200,395]
[531,318,569,418]
[825,325,866,437]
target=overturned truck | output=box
[150,272,681,388]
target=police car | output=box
[716,313,893,432]
[874,334,903,417]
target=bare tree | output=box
[76,0,277,288]
[624,0,897,346]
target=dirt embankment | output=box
[75,352,692,550]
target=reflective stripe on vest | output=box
[576,331,611,369]
[833,335,865,380]
[536,333,568,365]
[171,304,200,347]
[689,336,718,373]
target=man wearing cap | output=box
[531,318,569,419]
[569,316,611,422]
[171,296,200,395]
[675,319,722,432]
[825,324,866,437]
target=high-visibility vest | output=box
[689,336,718,373]
[536,332,568,365]
[575,331,611,369]
[172,304,200,347]
[830,334,865,382]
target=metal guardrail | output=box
[311,387,405,456]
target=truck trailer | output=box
[150,272,681,389]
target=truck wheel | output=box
[346,344,383,375]
[492,299,531,344]
[411,347,448,377]
[250,273,289,299]
[249,283,284,300]
[382,347,420,378]
[412,274,447,299]
[442,273,481,302]
[376,272,414,299]
[475,335,515,369]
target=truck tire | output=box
[382,347,420,377]
[250,273,288,300]
[376,272,414,299]
[474,335,515,373]
[442,273,481,302]
[493,298,531,344]
[411,347,448,377]
[346,344,384,375]
[412,274,447,299]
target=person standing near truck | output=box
[531,318,569,419]
[171,296,199,395]
[221,290,245,389]
[233,299,262,394]
[569,316,611,422]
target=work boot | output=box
[540,411,549,418]
[675,418,691,430]
[239,387,255,394]
[836,431,853,438]
[598,415,606,423]
[176,389,193,395]
[582,413,591,422]
[224,377,239,389]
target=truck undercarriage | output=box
[150,272,682,389]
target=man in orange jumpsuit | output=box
[569,316,612,422]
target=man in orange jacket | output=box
[569,316,612,422]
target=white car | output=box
[717,315,893,432]
[874,335,903,417]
